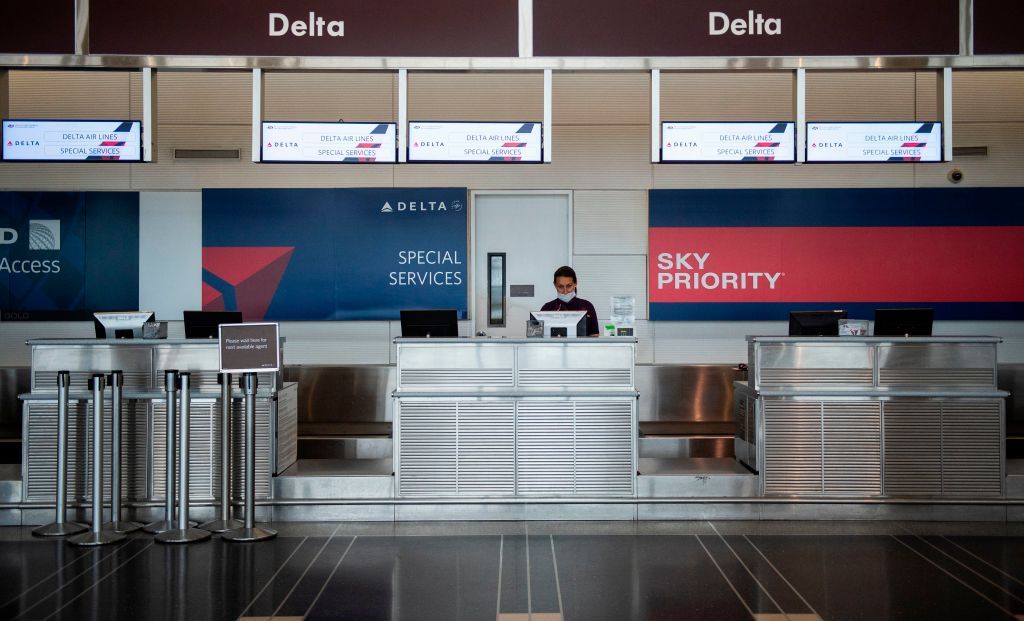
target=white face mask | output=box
[557,291,576,303]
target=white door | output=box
[473,193,571,337]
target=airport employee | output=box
[540,265,600,336]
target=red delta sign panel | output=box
[650,227,1024,304]
[646,188,1024,321]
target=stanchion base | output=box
[198,518,243,533]
[142,519,198,534]
[155,527,211,544]
[103,520,144,534]
[68,530,127,547]
[221,526,277,542]
[33,521,88,537]
[142,519,173,534]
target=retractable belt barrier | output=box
[32,371,87,538]
[69,374,126,547]
[221,372,276,543]
[200,372,243,533]
[156,372,210,544]
[103,370,142,534]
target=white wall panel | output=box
[573,190,647,255]
[264,72,396,122]
[807,72,917,121]
[139,191,201,320]
[661,72,793,120]
[630,319,653,364]
[571,255,647,320]
[395,125,651,189]
[653,158,915,189]
[0,162,131,190]
[913,123,1024,187]
[553,73,649,125]
[653,321,784,364]
[408,73,543,120]
[280,321,390,365]
[953,71,1024,123]
[156,72,251,125]
[0,322,92,367]
[128,125,396,189]
[8,70,131,118]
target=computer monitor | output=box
[873,308,934,337]
[788,310,848,336]
[529,311,588,338]
[400,309,459,338]
[93,311,155,339]
[183,310,244,339]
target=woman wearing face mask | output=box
[539,265,600,336]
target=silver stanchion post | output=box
[157,372,210,544]
[200,372,242,533]
[222,373,275,542]
[69,374,125,546]
[33,371,86,537]
[104,370,141,533]
[144,370,179,534]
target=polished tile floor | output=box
[1,521,1023,620]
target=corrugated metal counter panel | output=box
[24,399,147,502]
[25,397,273,503]
[398,401,515,498]
[397,398,634,498]
[761,398,1003,498]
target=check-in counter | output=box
[393,337,637,498]
[21,339,297,505]
[735,336,1007,498]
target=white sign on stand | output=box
[807,122,942,162]
[408,122,542,163]
[219,323,280,373]
[661,122,795,162]
[261,122,397,163]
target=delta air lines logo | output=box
[28,220,60,250]
[380,200,452,214]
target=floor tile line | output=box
[525,523,533,618]
[11,541,143,620]
[889,534,1019,619]
[695,533,757,620]
[939,535,1024,589]
[549,535,564,618]
[496,535,504,621]
[236,535,311,619]
[741,534,821,620]
[707,521,787,619]
[37,541,155,621]
[300,535,357,620]
[0,544,103,610]
[268,523,344,619]
[908,534,1024,606]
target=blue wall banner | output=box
[202,188,468,321]
[0,192,140,320]
[649,187,1024,321]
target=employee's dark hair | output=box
[553,265,577,284]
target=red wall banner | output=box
[650,226,1024,304]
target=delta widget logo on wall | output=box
[379,199,463,213]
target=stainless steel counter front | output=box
[21,339,296,506]
[393,337,638,498]
[737,336,1007,498]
